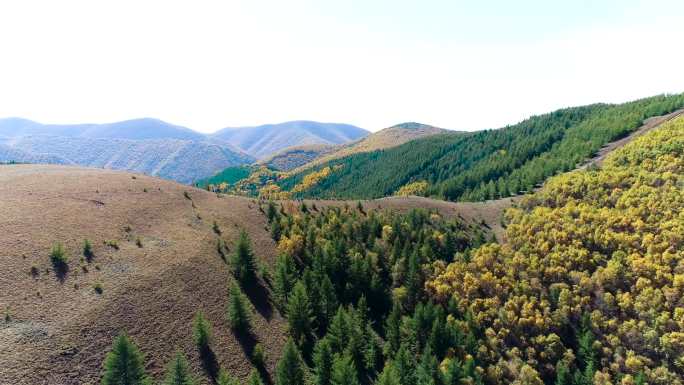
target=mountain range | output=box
[0,118,369,183]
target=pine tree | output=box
[384,303,402,355]
[274,254,297,311]
[227,281,251,333]
[267,201,279,223]
[162,351,196,385]
[443,358,463,385]
[286,281,314,346]
[248,370,264,385]
[554,361,571,385]
[192,311,212,351]
[331,354,360,385]
[216,369,240,385]
[313,338,334,385]
[101,332,150,385]
[231,230,257,285]
[394,344,416,385]
[276,338,305,385]
[415,348,440,385]
[375,362,401,385]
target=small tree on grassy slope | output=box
[231,230,257,285]
[162,351,196,385]
[276,338,305,385]
[101,332,150,385]
[227,281,251,334]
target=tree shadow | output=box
[52,262,69,283]
[242,279,274,321]
[235,331,273,385]
[199,346,220,382]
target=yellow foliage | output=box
[395,180,429,196]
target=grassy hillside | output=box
[278,94,684,201]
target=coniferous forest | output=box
[278,94,684,202]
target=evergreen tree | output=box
[443,359,463,385]
[415,348,440,385]
[384,303,402,355]
[286,281,314,346]
[331,354,360,385]
[375,362,401,385]
[554,362,571,385]
[227,281,251,334]
[276,338,305,385]
[394,344,416,385]
[192,311,212,351]
[313,339,334,385]
[274,254,297,311]
[267,201,279,223]
[101,332,150,385]
[248,370,264,385]
[162,351,195,385]
[216,369,240,385]
[231,230,257,285]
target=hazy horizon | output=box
[1,0,683,133]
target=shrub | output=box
[94,282,104,294]
[212,221,221,235]
[192,311,212,351]
[4,307,10,323]
[104,240,119,250]
[50,243,68,266]
[83,239,93,261]
[135,237,143,248]
[30,265,39,277]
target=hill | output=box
[259,144,338,171]
[0,136,253,184]
[284,121,447,173]
[277,94,684,201]
[0,117,206,141]
[0,164,286,385]
[211,120,369,159]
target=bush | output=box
[104,240,119,250]
[252,343,266,368]
[94,282,104,294]
[213,221,221,235]
[135,237,143,248]
[83,239,93,261]
[50,243,68,265]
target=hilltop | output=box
[211,120,369,159]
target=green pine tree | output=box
[162,351,196,385]
[227,281,252,333]
[274,254,297,310]
[216,369,240,385]
[286,281,314,346]
[231,230,257,285]
[394,344,416,385]
[248,369,264,385]
[275,338,305,385]
[331,354,360,385]
[313,338,334,385]
[443,358,463,385]
[415,348,440,385]
[101,332,150,385]
[192,311,212,351]
[375,362,401,385]
[554,361,571,385]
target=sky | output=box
[0,0,683,133]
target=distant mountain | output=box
[211,120,369,159]
[0,135,252,184]
[0,117,205,141]
[287,121,448,173]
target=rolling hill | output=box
[284,121,448,173]
[211,120,369,159]
[278,94,684,201]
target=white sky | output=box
[0,0,683,133]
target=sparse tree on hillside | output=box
[101,332,150,385]
[192,311,212,352]
[286,281,314,347]
[248,370,264,385]
[275,338,305,385]
[217,369,240,385]
[227,281,251,334]
[231,230,257,285]
[162,351,196,385]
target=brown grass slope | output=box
[0,165,285,385]
[290,122,448,174]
